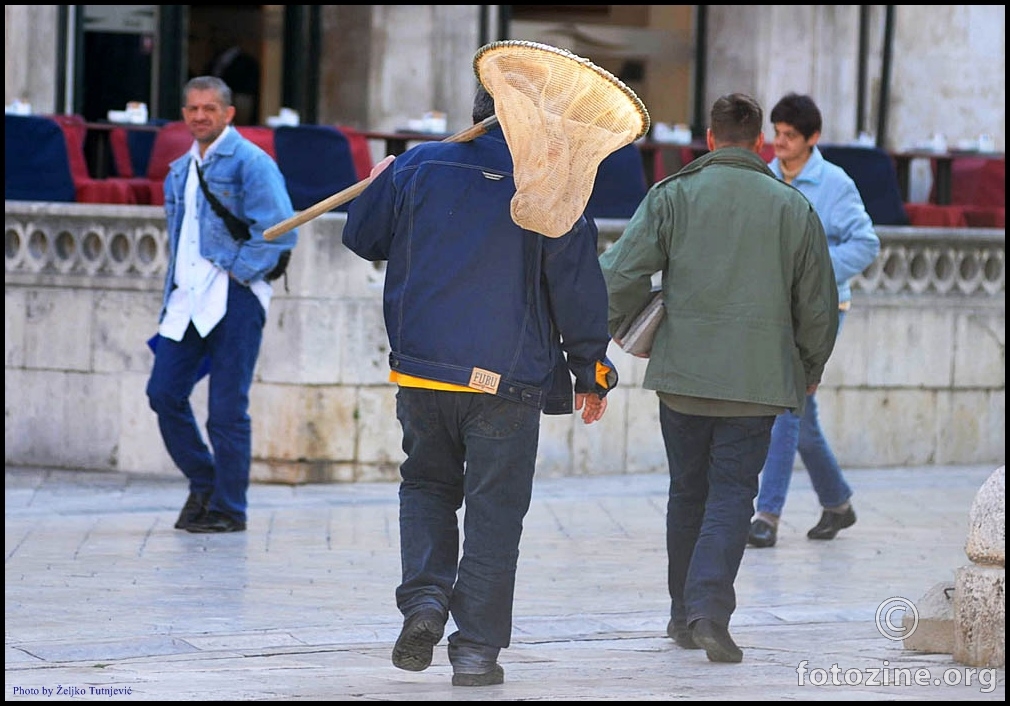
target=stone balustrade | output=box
[5,202,1006,483]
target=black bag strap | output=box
[196,163,250,242]
[195,162,290,288]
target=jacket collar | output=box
[673,145,775,181]
[769,145,826,185]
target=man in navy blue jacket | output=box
[342,84,617,687]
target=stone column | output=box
[954,465,1006,668]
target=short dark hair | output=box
[472,83,496,124]
[769,93,822,139]
[709,93,763,146]
[184,75,233,108]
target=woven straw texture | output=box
[474,40,650,237]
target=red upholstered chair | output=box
[903,203,968,228]
[119,121,193,205]
[926,156,1005,228]
[108,127,135,177]
[335,124,374,180]
[236,125,276,160]
[46,114,139,204]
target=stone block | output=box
[863,307,953,387]
[936,392,1007,466]
[903,581,955,654]
[25,288,94,371]
[954,564,1005,668]
[952,311,1005,388]
[250,383,357,463]
[5,287,26,367]
[572,390,625,475]
[536,414,574,478]
[355,386,404,470]
[964,466,1005,566]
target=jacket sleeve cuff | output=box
[575,358,618,397]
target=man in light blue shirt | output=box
[748,93,880,549]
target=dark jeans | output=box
[146,280,265,522]
[394,387,540,671]
[659,401,774,629]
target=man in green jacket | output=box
[599,93,838,664]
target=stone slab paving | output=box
[5,464,1005,701]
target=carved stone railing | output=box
[595,220,1005,299]
[5,203,1006,481]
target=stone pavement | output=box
[5,463,1005,701]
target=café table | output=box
[358,128,451,157]
[891,148,1006,205]
[635,139,707,185]
[84,121,162,179]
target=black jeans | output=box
[659,401,774,628]
[394,387,540,671]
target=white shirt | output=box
[159,127,272,342]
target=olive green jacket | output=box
[599,147,839,413]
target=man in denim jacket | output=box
[147,76,296,534]
[342,84,616,686]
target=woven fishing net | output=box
[473,40,650,237]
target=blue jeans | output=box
[756,311,851,517]
[146,280,265,522]
[660,401,774,628]
[394,387,540,671]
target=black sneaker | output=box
[747,518,777,548]
[391,608,445,672]
[807,505,856,540]
[185,510,246,533]
[691,618,743,663]
[174,491,209,530]
[452,664,504,687]
[666,618,700,649]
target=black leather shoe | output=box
[691,618,743,663]
[452,664,504,687]
[185,510,246,533]
[174,491,209,530]
[666,618,700,649]
[807,505,856,540]
[747,518,777,548]
[391,608,445,672]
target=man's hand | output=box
[369,154,395,180]
[574,392,608,425]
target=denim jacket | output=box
[160,126,296,314]
[342,125,617,413]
